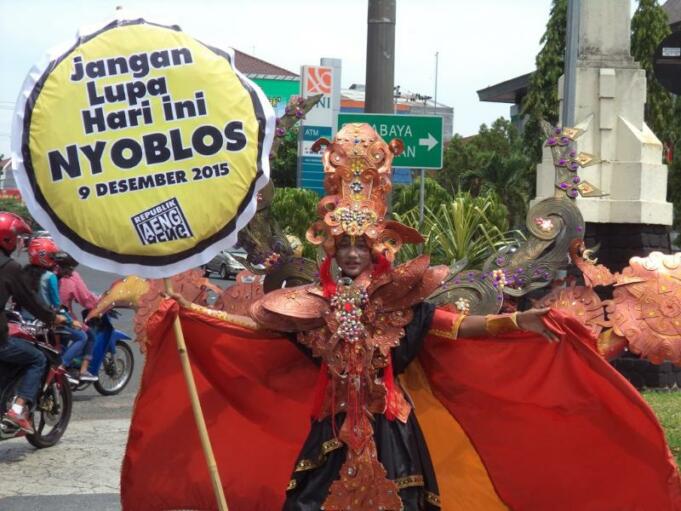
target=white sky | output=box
[0,0,558,156]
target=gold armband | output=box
[485,312,520,336]
[187,303,259,331]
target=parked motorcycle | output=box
[0,311,72,448]
[65,312,135,396]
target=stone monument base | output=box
[611,356,681,390]
[583,222,671,273]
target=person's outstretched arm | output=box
[165,290,259,330]
[429,307,559,342]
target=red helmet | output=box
[28,237,60,268]
[0,212,32,254]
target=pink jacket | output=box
[59,270,98,315]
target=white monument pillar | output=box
[534,0,672,233]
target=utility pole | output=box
[418,52,438,232]
[562,0,580,127]
[365,0,396,113]
[433,51,439,116]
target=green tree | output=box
[438,135,477,196]
[270,127,298,188]
[521,0,567,163]
[631,0,673,143]
[0,197,40,228]
[270,187,319,258]
[467,152,532,227]
[392,177,452,217]
[437,118,532,226]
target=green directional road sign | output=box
[337,113,443,169]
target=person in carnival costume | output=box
[123,124,681,511]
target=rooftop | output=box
[663,0,681,29]
[343,84,452,111]
[232,49,298,80]
[477,73,532,104]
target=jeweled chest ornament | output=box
[329,277,369,343]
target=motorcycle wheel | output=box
[26,375,73,449]
[0,381,21,440]
[94,341,134,396]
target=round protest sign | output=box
[11,17,274,277]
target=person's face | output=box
[335,235,372,278]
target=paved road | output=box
[0,259,229,510]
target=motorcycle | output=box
[0,311,72,448]
[65,312,135,396]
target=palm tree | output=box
[393,191,514,268]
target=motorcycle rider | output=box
[0,213,67,434]
[54,252,100,382]
[24,237,97,383]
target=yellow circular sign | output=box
[12,18,274,277]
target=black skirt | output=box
[283,411,440,510]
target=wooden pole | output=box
[163,278,228,511]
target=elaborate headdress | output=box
[305,123,423,262]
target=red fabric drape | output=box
[120,301,317,511]
[121,304,681,510]
[421,309,681,511]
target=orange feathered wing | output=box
[121,304,681,510]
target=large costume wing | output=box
[405,309,681,510]
[120,300,317,511]
[121,303,681,510]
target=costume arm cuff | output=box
[484,312,519,336]
[428,308,466,340]
[187,303,259,331]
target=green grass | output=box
[642,391,681,468]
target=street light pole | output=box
[433,51,439,116]
[419,52,438,232]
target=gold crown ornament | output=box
[305,123,423,262]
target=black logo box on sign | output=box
[131,197,193,245]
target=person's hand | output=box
[55,314,68,325]
[72,320,83,330]
[163,290,192,308]
[516,308,559,342]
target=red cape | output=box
[121,302,681,510]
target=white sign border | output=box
[10,14,275,279]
